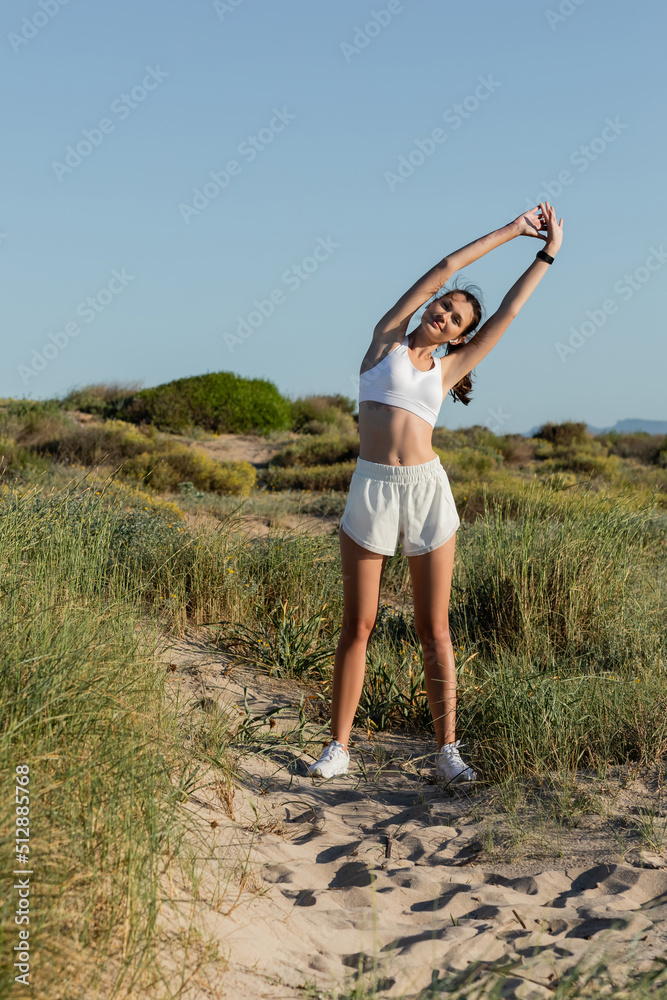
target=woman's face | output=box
[422,292,474,344]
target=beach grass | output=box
[0,484,238,998]
[1,406,666,997]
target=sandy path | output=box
[186,431,301,468]
[157,635,667,999]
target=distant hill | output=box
[609,418,667,435]
[524,419,667,438]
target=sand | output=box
[157,634,667,999]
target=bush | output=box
[0,398,63,421]
[497,434,537,467]
[268,432,359,468]
[122,449,256,495]
[536,421,590,447]
[601,431,667,466]
[123,372,292,434]
[541,441,621,480]
[85,479,185,520]
[432,424,503,455]
[59,382,142,418]
[0,399,71,446]
[18,418,256,496]
[435,446,502,481]
[0,435,51,479]
[289,394,357,435]
[261,461,356,492]
[34,418,151,465]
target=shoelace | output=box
[319,741,346,761]
[440,739,467,756]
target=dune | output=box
[160,635,667,999]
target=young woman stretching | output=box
[308,201,564,782]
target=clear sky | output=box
[2,0,665,433]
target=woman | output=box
[308,201,564,782]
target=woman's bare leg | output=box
[330,525,387,750]
[407,533,457,748]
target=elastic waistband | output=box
[353,455,442,483]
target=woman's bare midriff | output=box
[357,400,439,466]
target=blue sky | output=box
[1,0,665,433]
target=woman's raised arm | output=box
[373,206,549,338]
[442,202,564,391]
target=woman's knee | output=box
[340,615,377,643]
[415,620,452,648]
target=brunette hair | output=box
[435,281,484,405]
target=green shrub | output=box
[542,442,621,480]
[261,461,356,492]
[268,432,359,468]
[601,430,667,466]
[0,399,72,449]
[122,448,256,495]
[33,418,151,465]
[289,394,357,435]
[59,381,141,417]
[433,424,504,456]
[0,435,51,478]
[497,434,537,467]
[435,446,502,481]
[536,420,590,447]
[533,439,554,459]
[0,398,63,421]
[10,418,255,496]
[124,371,292,434]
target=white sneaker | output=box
[436,740,477,784]
[308,740,350,778]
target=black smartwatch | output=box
[536,249,554,264]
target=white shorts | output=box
[338,455,460,557]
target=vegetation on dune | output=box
[125,371,292,434]
[0,402,256,495]
[0,486,242,997]
[1,386,666,996]
[289,392,358,436]
[61,379,359,437]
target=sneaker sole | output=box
[308,767,348,778]
[436,770,477,784]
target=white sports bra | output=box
[358,333,444,428]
